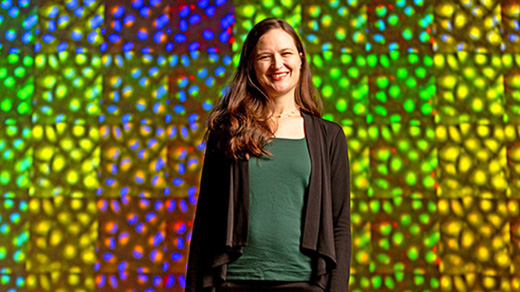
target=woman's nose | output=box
[271,54,283,69]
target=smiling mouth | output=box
[269,72,289,80]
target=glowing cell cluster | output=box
[101,53,169,123]
[433,0,503,52]
[367,0,433,53]
[30,124,100,197]
[309,52,368,125]
[437,124,507,198]
[33,53,102,124]
[38,0,104,53]
[0,125,32,196]
[367,52,435,123]
[434,52,505,124]
[232,0,301,60]
[438,198,510,275]
[369,122,437,198]
[0,0,36,53]
[105,0,171,53]
[303,0,367,53]
[0,54,33,121]
[26,198,97,275]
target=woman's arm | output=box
[328,125,352,292]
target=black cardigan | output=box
[186,112,351,292]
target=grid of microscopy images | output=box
[1,0,520,291]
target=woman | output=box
[186,18,351,292]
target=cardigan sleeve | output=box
[186,133,228,292]
[328,125,352,292]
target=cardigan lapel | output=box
[302,112,337,276]
[301,112,323,250]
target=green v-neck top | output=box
[226,137,312,281]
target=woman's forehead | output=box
[255,29,298,52]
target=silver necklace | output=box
[272,108,300,118]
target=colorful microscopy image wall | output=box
[1,0,520,291]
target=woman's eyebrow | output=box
[256,47,296,54]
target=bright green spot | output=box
[390,157,402,172]
[408,150,419,161]
[375,6,387,16]
[339,77,349,88]
[421,103,433,115]
[388,14,399,26]
[389,114,401,123]
[389,85,400,97]
[372,276,382,289]
[348,67,359,78]
[56,85,68,98]
[18,103,30,114]
[242,5,255,17]
[410,224,420,235]
[353,103,365,115]
[393,232,404,245]
[0,171,10,184]
[23,56,33,66]
[335,30,346,40]
[366,55,377,67]
[400,214,411,226]
[70,99,81,112]
[370,200,380,213]
[378,149,391,160]
[374,105,387,117]
[1,99,12,112]
[377,76,389,88]
[323,113,334,121]
[406,172,417,185]
[322,85,333,98]
[313,55,323,67]
[406,77,417,87]
[389,51,399,60]
[330,68,341,79]
[380,55,390,67]
[408,54,419,64]
[14,67,25,77]
[404,99,415,112]
[312,76,322,87]
[336,99,347,112]
[397,68,408,79]
[414,274,425,285]
[323,51,333,60]
[375,91,387,102]
[377,164,388,175]
[376,178,389,189]
[385,276,395,289]
[341,54,352,64]
[402,28,413,40]
[409,126,421,137]
[4,77,15,88]
[8,54,19,64]
[377,252,390,263]
[407,246,419,261]
[76,54,87,65]
[380,223,392,236]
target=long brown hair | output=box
[207,18,322,159]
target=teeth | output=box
[271,73,288,78]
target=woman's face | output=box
[253,28,302,101]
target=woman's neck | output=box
[271,94,299,115]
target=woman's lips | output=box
[269,72,289,80]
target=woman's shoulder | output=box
[305,113,345,138]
